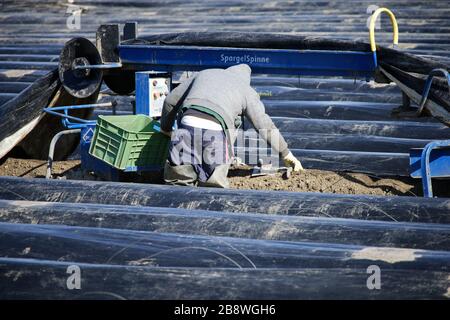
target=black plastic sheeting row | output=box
[0,70,58,156]
[1,200,449,250]
[0,177,450,223]
[1,176,449,224]
[2,258,449,299]
[269,118,450,140]
[3,222,449,270]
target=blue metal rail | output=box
[118,45,377,80]
[43,103,113,129]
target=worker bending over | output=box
[160,64,303,188]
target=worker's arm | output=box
[160,76,195,133]
[244,88,289,156]
[244,88,304,171]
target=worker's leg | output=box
[165,123,230,188]
[197,128,230,188]
[163,162,197,186]
[163,126,198,186]
[198,163,230,188]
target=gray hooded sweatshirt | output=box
[160,64,289,157]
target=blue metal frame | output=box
[80,124,122,181]
[135,71,151,116]
[118,44,376,80]
[409,140,450,197]
[421,140,450,198]
[43,104,102,129]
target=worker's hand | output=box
[283,151,304,172]
[160,129,172,137]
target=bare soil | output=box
[2,157,445,197]
[228,165,420,196]
[0,158,82,179]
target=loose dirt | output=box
[2,157,446,197]
[0,158,81,179]
[228,165,420,196]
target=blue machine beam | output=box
[118,45,376,79]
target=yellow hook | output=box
[369,8,399,52]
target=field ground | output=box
[2,157,449,197]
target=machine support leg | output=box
[391,92,415,115]
[421,144,434,198]
[46,129,81,179]
[402,92,411,110]
[420,140,450,198]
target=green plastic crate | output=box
[89,114,170,170]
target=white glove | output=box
[283,151,304,172]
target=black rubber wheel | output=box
[59,37,103,98]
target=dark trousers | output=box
[164,122,230,188]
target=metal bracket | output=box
[124,22,138,41]
[391,92,416,115]
[417,68,450,116]
[251,159,292,179]
[73,62,122,70]
[96,24,120,63]
[46,129,81,179]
